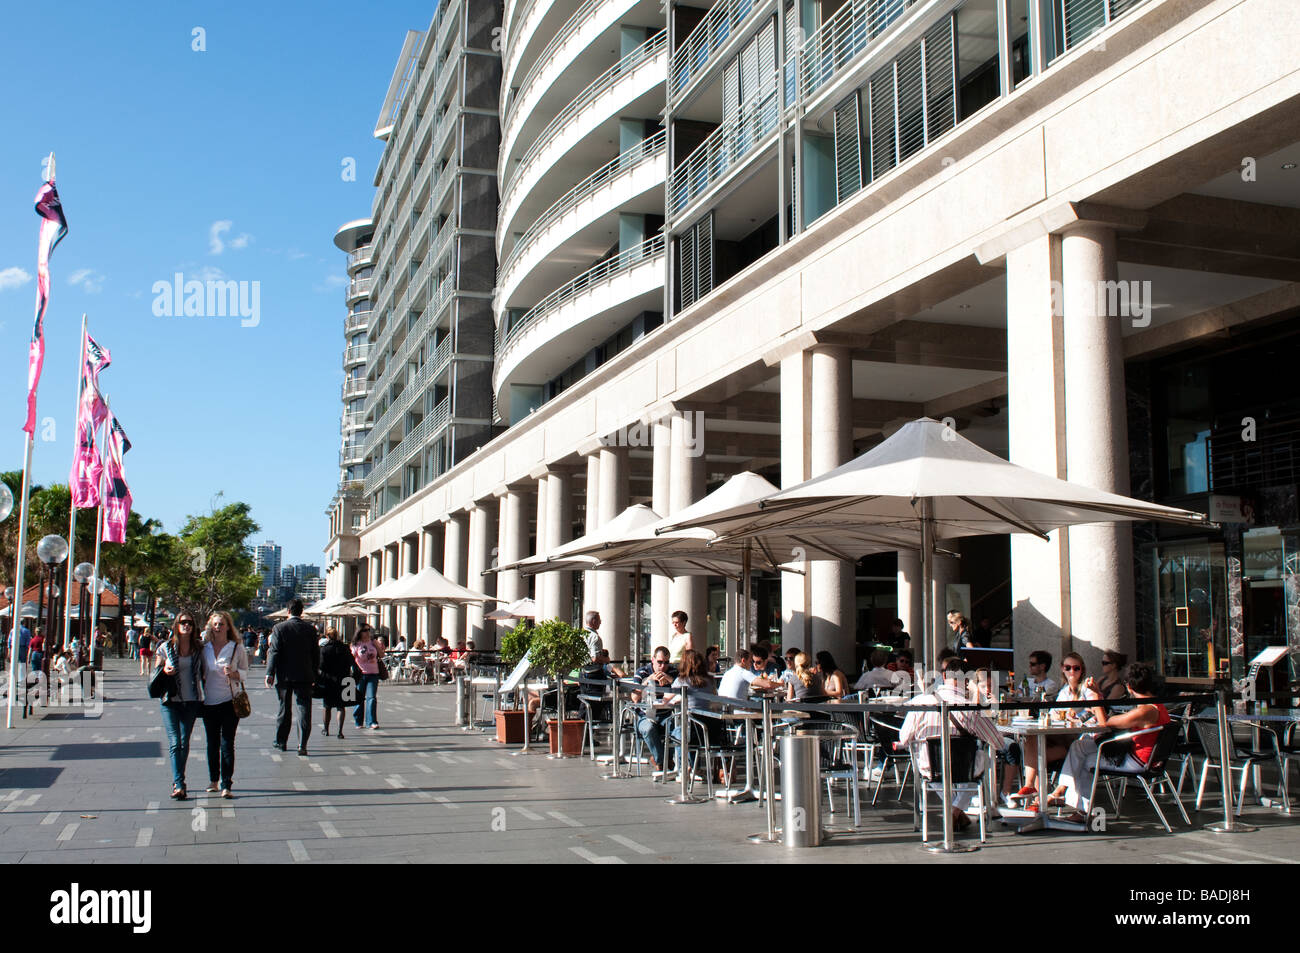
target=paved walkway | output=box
[0,659,1296,864]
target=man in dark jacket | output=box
[265,599,320,755]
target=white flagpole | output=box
[6,437,36,730]
[61,314,88,653]
[88,397,109,669]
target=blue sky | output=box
[0,1,436,569]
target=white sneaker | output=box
[369,724,380,730]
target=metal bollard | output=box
[666,688,706,805]
[600,678,632,780]
[780,734,822,847]
[748,693,781,844]
[454,675,468,727]
[1206,684,1257,833]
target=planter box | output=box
[546,718,585,756]
[495,708,526,745]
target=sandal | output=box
[171,786,186,800]
[206,783,219,793]
[1045,794,1066,808]
[1006,785,1036,804]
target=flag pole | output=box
[61,314,88,653]
[88,396,109,669]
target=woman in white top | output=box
[199,610,249,799]
[1008,652,1099,807]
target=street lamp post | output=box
[73,563,94,646]
[36,536,69,658]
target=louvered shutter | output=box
[696,213,714,302]
[833,92,863,203]
[678,230,697,311]
[895,43,925,162]
[868,64,896,179]
[924,17,956,143]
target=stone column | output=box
[597,445,630,657]
[544,469,574,623]
[650,416,673,651]
[496,486,533,643]
[583,452,602,622]
[780,350,811,653]
[383,545,398,638]
[441,514,468,645]
[896,550,923,645]
[1006,233,1070,675]
[533,472,550,618]
[809,345,855,664]
[1062,224,1134,663]
[422,523,444,643]
[466,503,497,648]
[669,411,708,650]
[400,536,418,647]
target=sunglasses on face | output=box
[177,621,194,627]
[1102,660,1116,666]
[1063,665,1082,672]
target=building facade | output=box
[325,0,1300,684]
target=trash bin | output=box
[454,675,468,726]
[780,734,823,847]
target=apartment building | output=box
[326,0,1300,683]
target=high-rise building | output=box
[326,0,1300,684]
[294,564,320,581]
[299,576,327,603]
[254,541,282,590]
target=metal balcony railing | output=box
[341,411,367,431]
[345,310,372,333]
[669,80,780,216]
[363,336,457,458]
[364,397,452,495]
[344,343,373,366]
[430,162,458,213]
[670,0,763,100]
[502,31,667,216]
[432,37,462,109]
[498,130,666,290]
[503,0,603,124]
[434,0,461,56]
[342,378,370,400]
[496,233,665,357]
[347,276,374,300]
[795,0,916,102]
[433,106,460,161]
[503,0,545,96]
[347,244,374,270]
[363,273,457,419]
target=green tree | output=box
[155,502,261,620]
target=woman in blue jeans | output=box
[351,625,381,729]
[155,614,205,800]
[199,611,249,799]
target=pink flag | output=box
[102,415,132,544]
[69,333,112,508]
[25,180,69,435]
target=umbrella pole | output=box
[742,544,752,656]
[919,498,935,685]
[633,562,643,664]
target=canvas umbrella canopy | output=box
[382,566,492,606]
[345,575,409,605]
[484,597,538,620]
[488,504,664,577]
[663,418,1209,669]
[266,607,291,620]
[303,596,371,618]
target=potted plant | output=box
[494,621,533,745]
[528,618,589,757]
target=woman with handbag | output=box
[200,611,249,799]
[318,628,355,739]
[351,624,381,730]
[155,614,205,800]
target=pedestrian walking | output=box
[138,629,154,676]
[351,624,381,730]
[200,610,249,799]
[265,599,320,756]
[28,627,48,704]
[156,614,204,800]
[127,626,138,660]
[317,627,355,739]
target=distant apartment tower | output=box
[253,541,282,589]
[294,564,320,581]
[299,576,327,603]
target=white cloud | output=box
[209,220,232,254]
[194,265,228,282]
[0,267,32,292]
[287,248,308,260]
[323,274,348,287]
[69,268,106,294]
[210,220,252,254]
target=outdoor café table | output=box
[998,717,1107,834]
[1223,709,1300,815]
[712,708,763,803]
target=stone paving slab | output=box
[1,658,1297,864]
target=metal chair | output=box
[577,678,614,761]
[1193,717,1275,816]
[791,719,865,828]
[919,735,987,843]
[1088,722,1190,832]
[867,714,913,805]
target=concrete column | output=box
[650,416,673,651]
[496,487,533,643]
[383,546,398,638]
[441,514,468,645]
[896,550,923,644]
[809,345,855,664]
[422,524,444,642]
[669,411,708,650]
[931,552,961,652]
[533,473,550,618]
[1006,233,1070,675]
[466,504,497,648]
[542,469,574,623]
[400,536,418,646]
[1062,224,1135,664]
[597,446,630,657]
[780,351,812,654]
[583,452,602,621]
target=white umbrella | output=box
[345,575,409,605]
[304,596,372,617]
[489,504,664,577]
[383,566,492,606]
[665,418,1209,668]
[485,597,538,620]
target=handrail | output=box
[364,397,452,494]
[669,78,780,216]
[432,34,462,109]
[347,276,374,300]
[795,0,916,102]
[434,0,461,59]
[347,244,374,270]
[429,160,458,214]
[498,130,666,287]
[364,272,456,420]
[496,232,664,356]
[670,0,763,100]
[345,310,372,333]
[344,343,373,365]
[341,378,370,400]
[433,105,460,161]
[503,0,604,124]
[364,333,457,458]
[501,31,666,216]
[341,411,367,431]
[502,0,546,99]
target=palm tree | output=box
[99,512,162,653]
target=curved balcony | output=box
[345,311,372,336]
[344,343,373,367]
[493,234,665,412]
[502,0,566,110]
[340,439,368,467]
[500,0,650,177]
[341,378,370,401]
[346,275,374,304]
[340,411,367,433]
[499,31,667,252]
[347,244,374,272]
[496,131,666,318]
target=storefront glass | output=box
[1153,541,1227,679]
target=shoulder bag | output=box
[226,644,251,718]
[148,652,175,700]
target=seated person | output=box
[749,642,780,678]
[1009,653,1100,807]
[633,649,676,770]
[1043,662,1170,823]
[1093,651,1128,700]
[780,647,802,691]
[635,646,677,680]
[717,649,778,700]
[900,655,1008,831]
[1025,650,1060,696]
[785,652,825,701]
[664,649,724,751]
[704,645,721,675]
[887,618,910,651]
[581,648,626,681]
[854,649,903,693]
[816,651,851,700]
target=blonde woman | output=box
[199,611,249,799]
[786,652,825,701]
